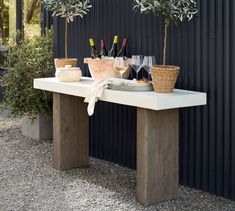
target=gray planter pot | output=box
[22,113,53,140]
[0,45,9,101]
[0,68,6,101]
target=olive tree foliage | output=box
[42,0,91,22]
[133,0,198,65]
[42,0,92,58]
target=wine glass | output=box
[131,55,143,80]
[142,56,157,81]
[114,57,129,79]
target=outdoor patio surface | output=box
[0,105,235,211]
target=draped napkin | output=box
[84,78,130,116]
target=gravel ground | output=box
[0,105,235,211]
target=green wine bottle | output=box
[89,39,100,59]
[108,35,119,58]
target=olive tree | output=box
[133,0,198,65]
[42,0,92,58]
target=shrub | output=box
[0,30,53,119]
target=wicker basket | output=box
[151,65,180,93]
[54,58,78,68]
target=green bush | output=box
[0,30,53,119]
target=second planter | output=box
[22,113,53,140]
[54,58,78,68]
[151,65,180,93]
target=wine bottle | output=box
[117,38,128,58]
[108,35,119,58]
[89,39,100,59]
[100,39,108,58]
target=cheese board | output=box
[108,81,153,92]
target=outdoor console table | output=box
[34,77,206,206]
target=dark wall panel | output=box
[16,0,23,42]
[41,8,53,35]
[52,0,235,201]
[16,0,22,31]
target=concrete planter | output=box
[0,68,6,101]
[0,83,4,101]
[22,113,53,140]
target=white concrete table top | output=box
[34,77,207,111]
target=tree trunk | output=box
[0,0,4,42]
[65,20,68,58]
[25,0,40,24]
[163,19,169,66]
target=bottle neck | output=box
[101,40,105,48]
[122,39,128,47]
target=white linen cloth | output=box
[84,78,129,116]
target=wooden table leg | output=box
[53,93,89,170]
[136,108,179,206]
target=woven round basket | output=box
[54,58,78,68]
[151,65,180,93]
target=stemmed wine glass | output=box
[142,56,157,81]
[131,55,143,80]
[114,57,129,79]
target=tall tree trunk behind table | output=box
[65,20,68,58]
[0,0,4,41]
[163,19,169,66]
[25,0,40,24]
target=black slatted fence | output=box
[50,0,235,201]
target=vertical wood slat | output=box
[231,0,235,201]
[16,0,23,42]
[223,0,231,198]
[50,0,235,201]
[207,0,216,195]
[215,0,223,197]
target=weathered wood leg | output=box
[136,108,179,206]
[53,93,89,170]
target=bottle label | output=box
[114,36,119,44]
[89,39,95,46]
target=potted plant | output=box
[0,30,54,140]
[42,0,92,68]
[134,0,198,93]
